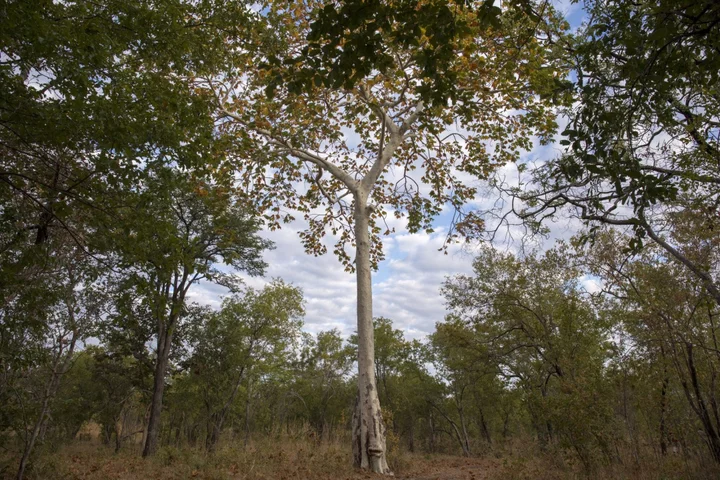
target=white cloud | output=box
[186,4,591,343]
[188,143,586,344]
[188,218,479,342]
[580,275,603,294]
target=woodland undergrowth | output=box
[9,433,719,480]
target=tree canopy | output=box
[3,1,720,479]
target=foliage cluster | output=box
[2,0,720,478]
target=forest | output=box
[1,0,720,479]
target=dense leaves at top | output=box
[269,0,558,106]
[506,0,720,310]
[518,0,720,244]
[0,0,252,257]
[568,0,719,207]
[4,0,720,476]
[216,0,569,269]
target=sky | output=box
[187,0,590,341]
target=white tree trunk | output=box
[352,193,391,474]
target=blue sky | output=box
[188,0,591,340]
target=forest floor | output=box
[399,456,502,480]
[6,437,719,480]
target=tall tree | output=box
[2,3,258,464]
[106,169,271,457]
[0,240,106,480]
[208,0,567,471]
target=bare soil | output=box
[398,456,500,480]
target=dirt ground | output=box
[398,456,500,480]
[7,439,720,480]
[2,443,528,480]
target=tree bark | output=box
[351,194,390,474]
[457,403,471,456]
[142,324,173,457]
[17,326,78,480]
[659,348,669,456]
[244,379,252,447]
[17,387,53,480]
[429,410,436,453]
[502,409,510,439]
[478,408,492,445]
[682,343,720,462]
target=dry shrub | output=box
[22,436,362,480]
[15,434,720,480]
[488,435,720,480]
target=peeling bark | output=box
[352,195,391,474]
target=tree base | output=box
[352,394,392,475]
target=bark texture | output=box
[142,322,174,457]
[351,195,391,474]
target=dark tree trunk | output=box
[142,325,173,457]
[659,367,669,456]
[206,414,222,452]
[681,343,720,462]
[408,419,415,453]
[457,405,471,456]
[429,411,436,453]
[478,409,492,445]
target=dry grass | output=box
[22,438,356,480]
[9,436,720,480]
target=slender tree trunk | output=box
[17,390,53,480]
[540,386,553,444]
[140,402,152,448]
[457,405,471,456]
[206,414,221,452]
[478,409,492,445]
[681,343,720,462]
[429,410,436,453]
[17,328,78,480]
[37,415,50,443]
[174,412,183,448]
[408,418,415,453]
[351,195,390,474]
[188,424,198,447]
[502,410,510,439]
[102,423,113,445]
[659,348,669,456]
[142,326,173,457]
[244,379,252,447]
[430,401,469,456]
[115,428,122,453]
